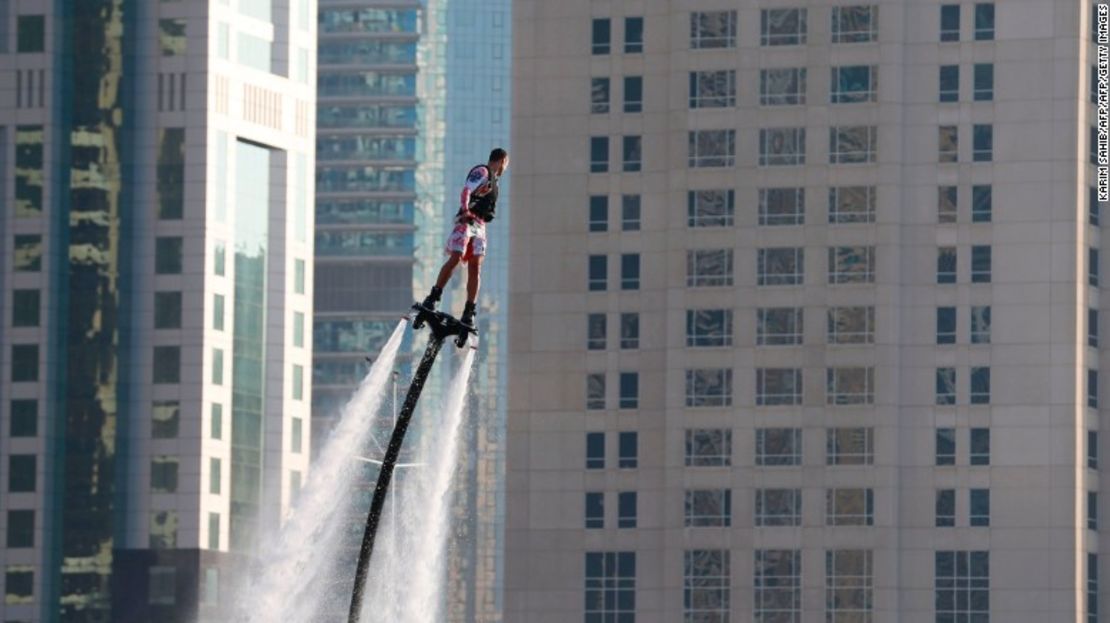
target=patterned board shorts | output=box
[445,219,487,263]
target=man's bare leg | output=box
[422,252,464,311]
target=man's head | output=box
[488,148,509,176]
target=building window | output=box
[827,428,873,465]
[689,130,736,167]
[210,457,222,495]
[589,195,608,232]
[624,17,644,53]
[685,429,732,466]
[1091,187,1103,226]
[755,550,801,621]
[620,253,640,290]
[1090,553,1099,623]
[832,5,878,43]
[1090,430,1099,470]
[591,78,610,114]
[10,400,38,438]
[939,126,958,162]
[148,565,177,604]
[679,488,732,526]
[685,550,729,622]
[151,346,180,384]
[970,367,991,404]
[936,489,956,526]
[590,310,608,350]
[831,66,877,103]
[623,77,643,113]
[970,428,991,466]
[688,309,734,347]
[687,249,734,287]
[685,369,733,407]
[586,373,606,410]
[1095,367,1103,405]
[761,8,807,45]
[972,185,992,222]
[759,187,805,225]
[620,313,639,349]
[974,3,994,40]
[827,367,874,405]
[619,432,638,468]
[691,11,737,49]
[592,18,611,54]
[760,68,806,106]
[151,456,179,494]
[828,246,875,284]
[291,418,303,454]
[757,308,802,346]
[152,401,180,439]
[828,186,876,224]
[827,488,874,526]
[585,492,604,529]
[157,128,185,218]
[212,348,224,386]
[208,514,220,551]
[971,306,991,344]
[936,367,957,405]
[828,306,875,344]
[622,135,642,171]
[1091,308,1100,348]
[973,124,993,161]
[690,70,736,108]
[211,403,223,440]
[214,294,227,332]
[829,126,877,163]
[760,127,806,165]
[971,489,991,527]
[756,428,802,466]
[936,428,956,465]
[937,307,957,344]
[584,552,635,620]
[938,186,958,223]
[155,236,184,274]
[826,550,873,622]
[16,15,45,53]
[5,565,34,604]
[293,258,305,294]
[13,234,43,271]
[618,492,637,528]
[688,190,735,227]
[755,488,800,526]
[757,368,803,406]
[586,432,605,469]
[292,310,303,347]
[6,510,34,548]
[619,372,639,408]
[8,455,35,493]
[936,551,990,621]
[590,136,609,172]
[758,247,804,286]
[11,289,40,327]
[939,65,959,102]
[621,195,641,231]
[1093,248,1101,287]
[937,247,957,284]
[10,342,38,382]
[588,255,607,291]
[974,63,994,101]
[971,245,992,283]
[940,4,960,41]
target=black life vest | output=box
[465,163,499,222]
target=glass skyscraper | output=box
[0,2,316,621]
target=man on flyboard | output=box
[419,148,508,329]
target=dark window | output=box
[592,18,611,54]
[974,3,994,40]
[154,291,183,329]
[153,346,181,384]
[971,245,991,283]
[156,237,184,274]
[939,65,959,102]
[970,489,990,526]
[970,367,991,404]
[618,492,637,528]
[974,63,993,101]
[12,289,40,327]
[6,510,34,548]
[1092,187,1102,226]
[940,5,960,41]
[622,135,641,172]
[937,247,957,284]
[972,185,992,222]
[970,428,990,465]
[936,428,956,466]
[584,552,636,619]
[619,372,639,408]
[11,345,38,382]
[620,313,639,349]
[621,195,641,231]
[973,124,993,161]
[586,432,605,469]
[624,76,643,113]
[624,17,644,53]
[619,432,638,468]
[10,400,37,437]
[590,136,609,173]
[17,15,45,53]
[1092,247,1101,287]
[936,307,956,344]
[589,195,608,232]
[1090,308,1099,348]
[591,77,610,114]
[1092,368,1100,409]
[587,313,606,350]
[585,492,604,528]
[1091,430,1100,470]
[588,255,607,291]
[621,254,640,290]
[1091,491,1100,531]
[9,455,36,492]
[936,489,956,526]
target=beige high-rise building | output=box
[507,1,1105,621]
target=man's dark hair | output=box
[489,148,508,162]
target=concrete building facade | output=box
[0,1,315,620]
[508,1,1104,621]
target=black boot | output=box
[422,286,443,311]
[460,301,477,327]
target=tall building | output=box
[508,1,1103,621]
[0,1,315,621]
[314,1,509,621]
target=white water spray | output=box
[228,321,407,622]
[360,346,476,623]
